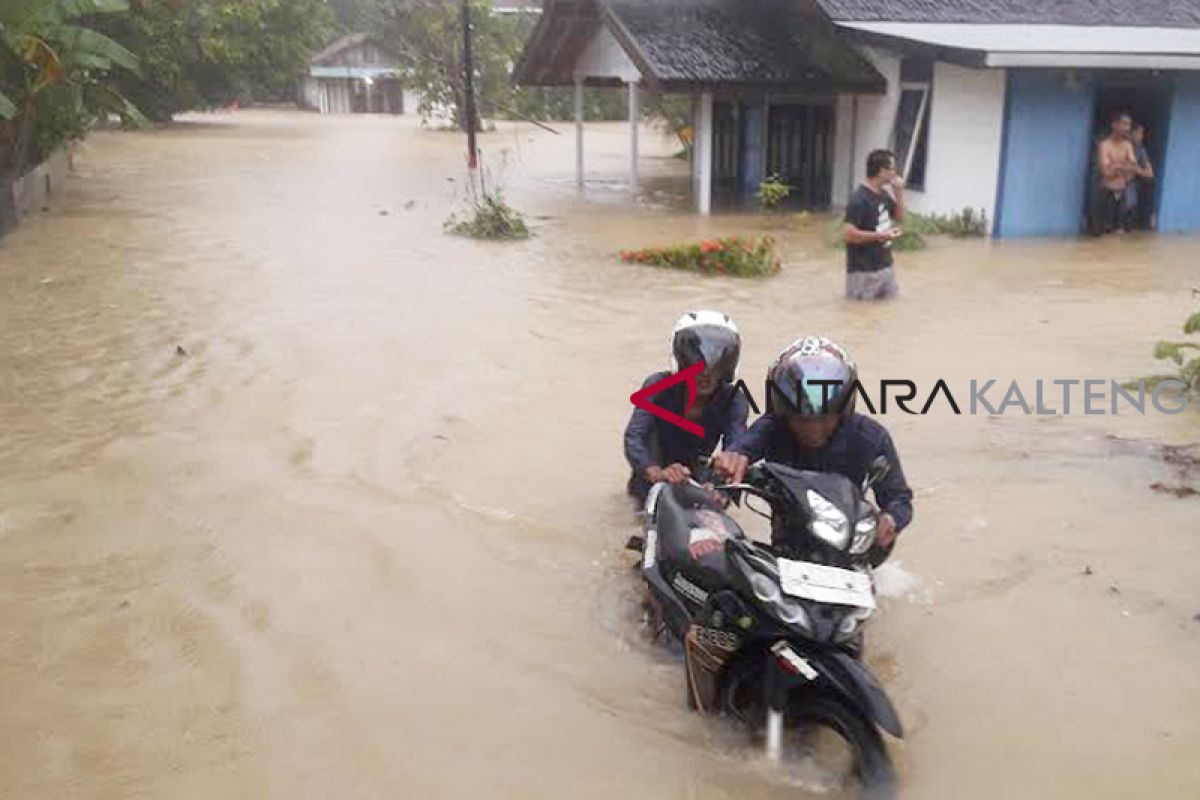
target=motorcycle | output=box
[633,457,902,799]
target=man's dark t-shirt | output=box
[844,185,896,273]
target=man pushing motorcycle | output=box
[713,336,913,564]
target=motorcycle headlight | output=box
[749,572,781,604]
[850,515,877,556]
[806,490,850,550]
[777,596,811,631]
[748,569,811,633]
[834,606,873,643]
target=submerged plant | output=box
[618,236,781,278]
[444,190,529,240]
[1137,307,1200,394]
[756,175,791,211]
[444,163,529,241]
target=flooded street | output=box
[1,109,1199,799]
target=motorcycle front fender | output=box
[807,649,904,739]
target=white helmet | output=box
[669,310,742,383]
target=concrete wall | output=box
[1,146,72,239]
[14,147,70,217]
[905,63,1006,231]
[832,46,901,207]
[574,26,640,82]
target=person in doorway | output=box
[624,310,748,506]
[1123,123,1156,230]
[712,336,913,565]
[843,149,905,300]
[1097,111,1139,234]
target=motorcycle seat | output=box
[654,484,743,592]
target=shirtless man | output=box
[1097,111,1138,234]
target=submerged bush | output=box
[619,236,781,277]
[756,175,791,211]
[1132,306,1200,395]
[444,189,529,240]
[908,208,989,237]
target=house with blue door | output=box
[515,0,1200,237]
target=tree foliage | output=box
[96,0,336,122]
[376,0,628,126]
[0,0,142,177]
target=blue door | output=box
[995,70,1096,238]
[1158,74,1200,233]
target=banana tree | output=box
[1,0,141,176]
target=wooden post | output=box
[575,77,585,189]
[628,80,639,191]
[698,91,714,215]
[462,0,478,171]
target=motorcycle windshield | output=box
[761,462,859,523]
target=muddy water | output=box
[1,110,1198,800]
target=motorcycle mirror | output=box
[863,456,890,491]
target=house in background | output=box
[301,33,410,115]
[515,0,1200,238]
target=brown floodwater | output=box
[1,110,1198,800]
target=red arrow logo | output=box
[629,362,705,438]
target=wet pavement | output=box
[1,109,1198,799]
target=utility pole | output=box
[461,0,478,171]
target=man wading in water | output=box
[843,149,905,301]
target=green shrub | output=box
[1133,307,1200,395]
[756,175,791,211]
[619,236,781,277]
[444,189,529,240]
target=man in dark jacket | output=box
[624,310,748,505]
[714,336,913,561]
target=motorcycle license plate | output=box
[777,559,875,609]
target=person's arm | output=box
[623,403,660,481]
[717,389,750,447]
[889,176,905,225]
[1136,148,1154,179]
[713,415,778,483]
[867,429,914,543]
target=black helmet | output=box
[670,310,741,383]
[766,336,858,421]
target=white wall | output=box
[832,46,902,206]
[574,26,640,82]
[905,63,1007,232]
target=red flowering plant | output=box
[618,235,781,277]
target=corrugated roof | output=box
[310,33,403,67]
[515,0,885,91]
[817,0,1200,29]
[606,0,882,89]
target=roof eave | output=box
[839,27,988,69]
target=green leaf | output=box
[51,0,130,22]
[1182,357,1200,387]
[1184,310,1200,335]
[1154,340,1188,365]
[0,89,16,119]
[55,25,139,71]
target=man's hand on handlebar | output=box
[711,451,749,484]
[645,463,692,485]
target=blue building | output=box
[516,0,1200,237]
